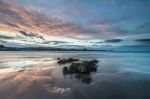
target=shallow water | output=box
[0,51,150,99]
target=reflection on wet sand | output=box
[0,69,150,99]
[0,51,150,99]
[75,73,92,84]
[0,69,54,99]
[0,64,150,99]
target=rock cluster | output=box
[57,58,79,64]
[63,59,98,74]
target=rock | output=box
[62,59,99,84]
[57,58,79,64]
[63,67,69,74]
[57,58,60,60]
[63,59,99,74]
[70,60,98,73]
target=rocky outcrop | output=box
[57,58,79,64]
[63,59,98,74]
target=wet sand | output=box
[0,69,78,99]
[0,69,150,99]
[0,51,150,99]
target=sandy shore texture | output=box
[0,68,150,99]
[0,69,77,99]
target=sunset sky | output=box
[0,0,150,48]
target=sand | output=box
[0,69,150,99]
[0,69,77,99]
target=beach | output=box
[0,51,150,99]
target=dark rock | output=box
[57,58,79,64]
[63,59,98,74]
[69,60,98,73]
[62,59,99,84]
[57,58,60,60]
[63,67,69,74]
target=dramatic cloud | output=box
[20,31,44,40]
[135,39,150,44]
[105,39,123,43]
[43,41,68,45]
[0,34,15,39]
[0,0,99,38]
[0,0,150,48]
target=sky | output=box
[0,0,150,49]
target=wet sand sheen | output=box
[0,68,150,99]
[0,51,150,99]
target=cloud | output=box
[0,0,150,48]
[0,34,15,39]
[20,31,44,40]
[0,0,100,39]
[43,41,69,45]
[0,31,70,47]
[134,22,150,34]
[105,39,123,43]
[135,38,150,44]
[0,0,133,41]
